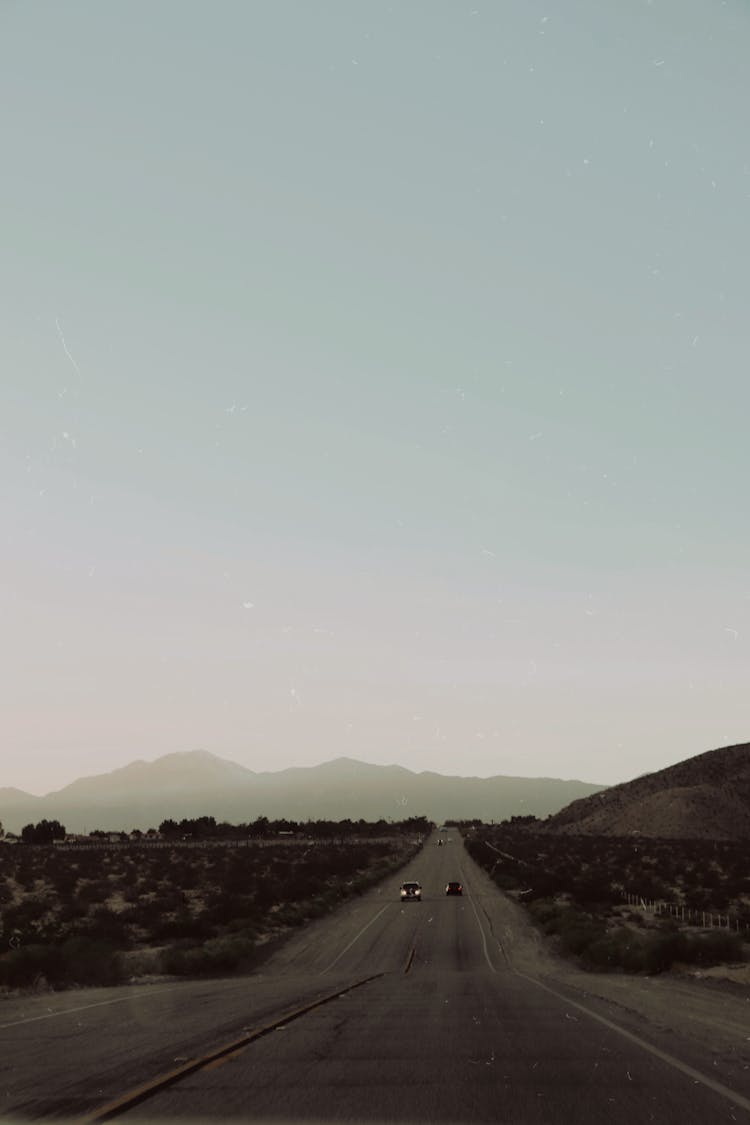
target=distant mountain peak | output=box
[46,748,256,801]
[0,750,605,834]
[311,756,412,773]
[0,786,40,805]
[157,749,224,763]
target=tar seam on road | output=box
[514,971,750,1116]
[458,865,498,974]
[459,863,512,970]
[404,946,416,973]
[318,903,390,975]
[465,892,497,974]
[77,972,385,1124]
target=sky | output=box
[2,0,749,796]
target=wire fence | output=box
[624,891,750,935]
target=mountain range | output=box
[541,741,750,840]
[0,752,605,834]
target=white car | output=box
[400,881,422,901]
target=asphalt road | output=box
[1,832,748,1123]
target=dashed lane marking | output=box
[318,904,390,975]
[0,987,182,1029]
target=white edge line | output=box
[0,985,181,1029]
[319,904,390,975]
[515,971,750,1115]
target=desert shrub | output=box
[0,938,123,989]
[571,872,615,910]
[48,867,79,898]
[138,875,160,896]
[528,900,605,955]
[557,911,606,956]
[85,906,128,945]
[528,900,568,932]
[345,875,369,897]
[225,917,258,938]
[562,922,744,976]
[524,872,569,901]
[14,864,39,892]
[159,935,256,977]
[151,908,210,942]
[171,862,200,890]
[75,881,107,907]
[57,898,89,926]
[492,872,519,892]
[283,871,324,900]
[678,930,744,966]
[254,879,281,911]
[0,944,64,988]
[274,903,306,927]
[201,890,247,928]
[123,897,164,928]
[643,931,686,974]
[157,938,197,975]
[302,894,332,920]
[1,896,53,934]
[585,929,633,971]
[121,948,160,976]
[584,929,657,973]
[119,863,138,887]
[59,937,125,986]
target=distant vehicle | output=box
[437,839,443,847]
[445,881,463,896]
[400,881,422,901]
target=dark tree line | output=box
[157,815,432,840]
[6,815,432,845]
[20,819,66,845]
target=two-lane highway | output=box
[2,832,749,1123]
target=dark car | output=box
[400,881,422,901]
[445,881,463,896]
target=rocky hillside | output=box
[542,742,750,840]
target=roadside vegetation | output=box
[0,817,430,991]
[462,821,750,975]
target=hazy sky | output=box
[2,1,749,795]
